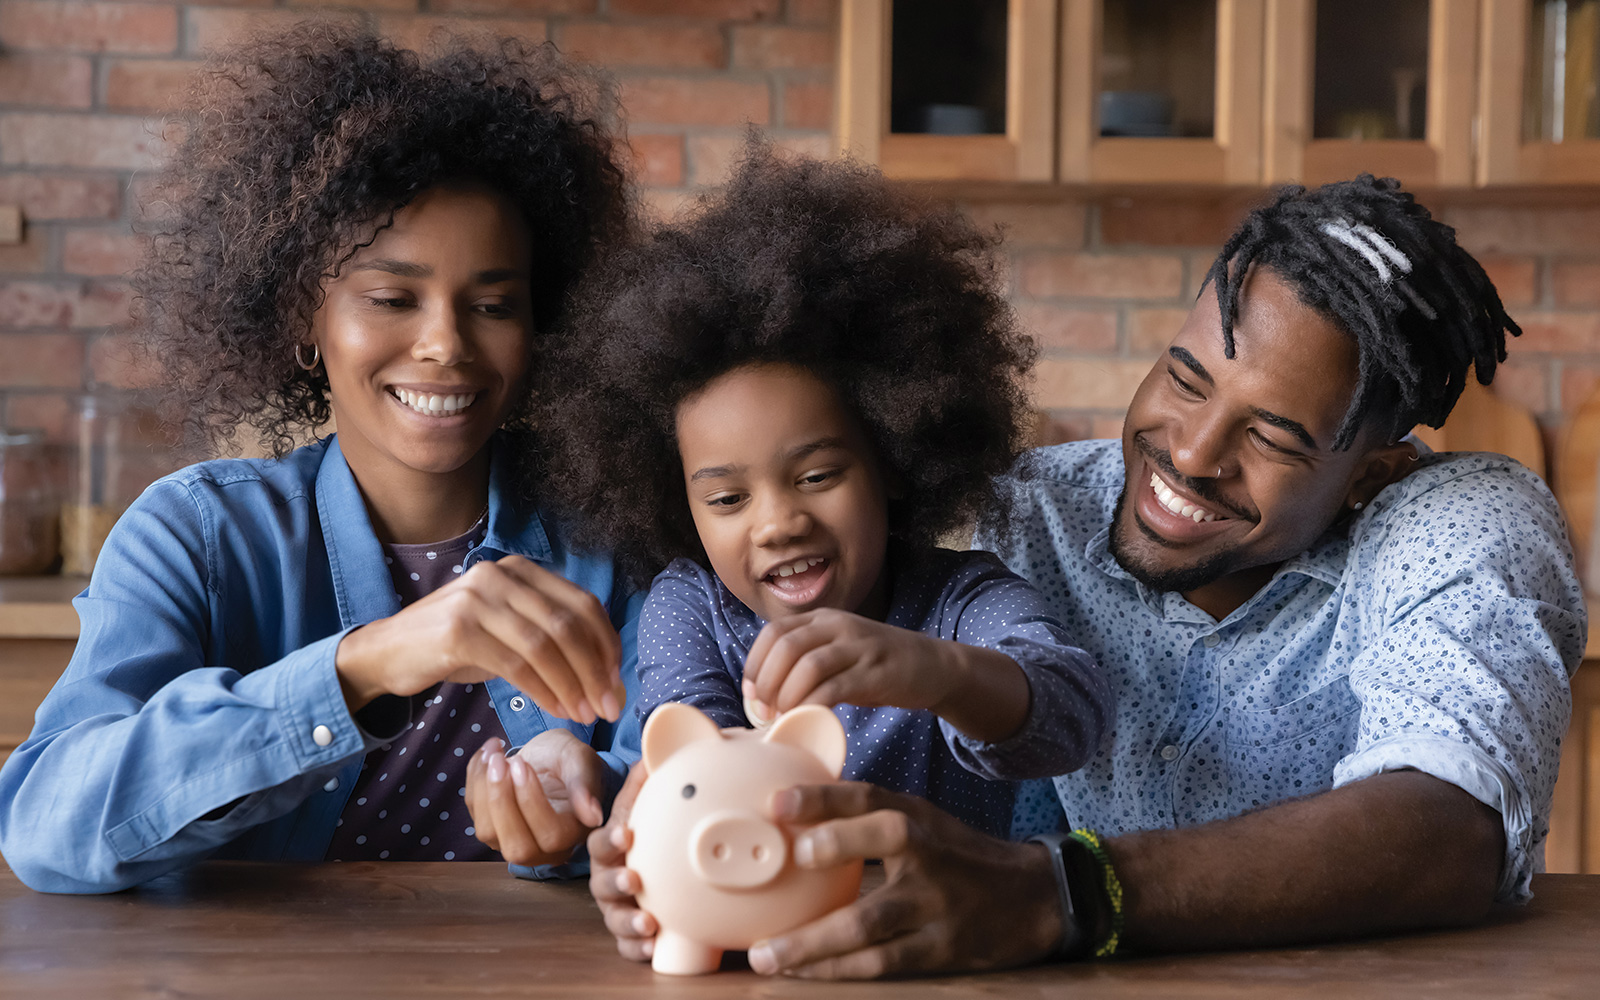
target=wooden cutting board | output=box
[1411,378,1546,476]
[1557,381,1600,597]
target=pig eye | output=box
[681,784,696,799]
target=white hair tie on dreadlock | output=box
[1319,219,1437,319]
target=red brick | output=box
[4,391,77,442]
[1034,357,1150,410]
[1126,306,1192,355]
[964,201,1086,249]
[0,332,85,388]
[426,0,593,14]
[781,79,831,129]
[87,331,160,388]
[0,54,93,108]
[0,280,131,329]
[375,15,548,52]
[1013,303,1117,353]
[1479,255,1538,309]
[611,0,780,18]
[686,131,825,185]
[286,0,414,10]
[1033,411,1095,446]
[1020,253,1184,300]
[102,59,198,113]
[1447,206,1600,255]
[62,229,144,276]
[620,76,770,126]
[0,225,51,274]
[557,22,725,69]
[624,133,685,187]
[0,1,178,55]
[730,24,831,68]
[1488,356,1551,418]
[638,186,695,222]
[0,113,168,170]
[785,0,835,26]
[0,173,120,220]
[1099,195,1251,247]
[1515,312,1600,353]
[1552,262,1600,308]
[185,8,361,55]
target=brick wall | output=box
[2,0,1598,492]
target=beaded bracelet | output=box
[1067,828,1125,958]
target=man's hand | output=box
[586,764,656,962]
[742,609,1030,742]
[746,782,1061,979]
[335,555,625,724]
[464,729,607,867]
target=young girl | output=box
[0,26,641,892]
[465,143,1112,864]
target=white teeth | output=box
[1149,471,1220,523]
[392,388,475,417]
[772,557,825,579]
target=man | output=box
[587,176,1587,976]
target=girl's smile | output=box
[675,363,892,624]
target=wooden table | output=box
[3,862,1599,999]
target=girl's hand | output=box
[743,609,1030,743]
[334,554,625,724]
[464,730,607,867]
[587,765,657,962]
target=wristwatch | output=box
[1027,831,1103,961]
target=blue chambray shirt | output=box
[978,441,1586,902]
[0,435,642,893]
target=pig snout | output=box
[687,810,789,889]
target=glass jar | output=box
[0,428,62,575]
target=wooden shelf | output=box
[0,577,85,640]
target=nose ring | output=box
[1214,465,1223,478]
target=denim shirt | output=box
[0,436,643,893]
[980,441,1586,902]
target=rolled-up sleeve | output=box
[1332,465,1586,903]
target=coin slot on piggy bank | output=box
[626,703,864,976]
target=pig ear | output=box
[763,705,847,778]
[641,703,723,772]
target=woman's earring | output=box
[294,343,321,371]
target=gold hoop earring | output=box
[294,343,320,371]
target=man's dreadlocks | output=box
[1206,175,1520,450]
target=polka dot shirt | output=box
[636,547,1114,840]
[977,441,1587,902]
[326,518,505,862]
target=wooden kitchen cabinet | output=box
[1479,0,1600,184]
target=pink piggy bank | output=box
[626,702,865,975]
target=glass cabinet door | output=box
[1481,0,1600,184]
[1059,0,1265,184]
[1264,0,1477,187]
[837,0,1057,181]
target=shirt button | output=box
[323,777,339,793]
[509,696,527,712]
[312,724,333,747]
[1160,744,1180,761]
[1203,633,1221,648]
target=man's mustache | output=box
[1133,434,1258,523]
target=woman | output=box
[0,24,639,892]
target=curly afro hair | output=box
[539,140,1037,585]
[130,22,631,458]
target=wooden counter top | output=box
[0,576,84,640]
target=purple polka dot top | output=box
[326,516,508,862]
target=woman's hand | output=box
[586,764,657,962]
[334,554,624,724]
[463,729,607,867]
[746,782,1061,979]
[742,609,1029,742]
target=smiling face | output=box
[675,363,893,623]
[308,184,534,487]
[1111,266,1415,619]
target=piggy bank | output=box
[626,702,864,975]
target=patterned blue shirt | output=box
[635,548,1113,839]
[978,441,1586,902]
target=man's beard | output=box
[1108,483,1237,594]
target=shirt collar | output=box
[314,434,552,629]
